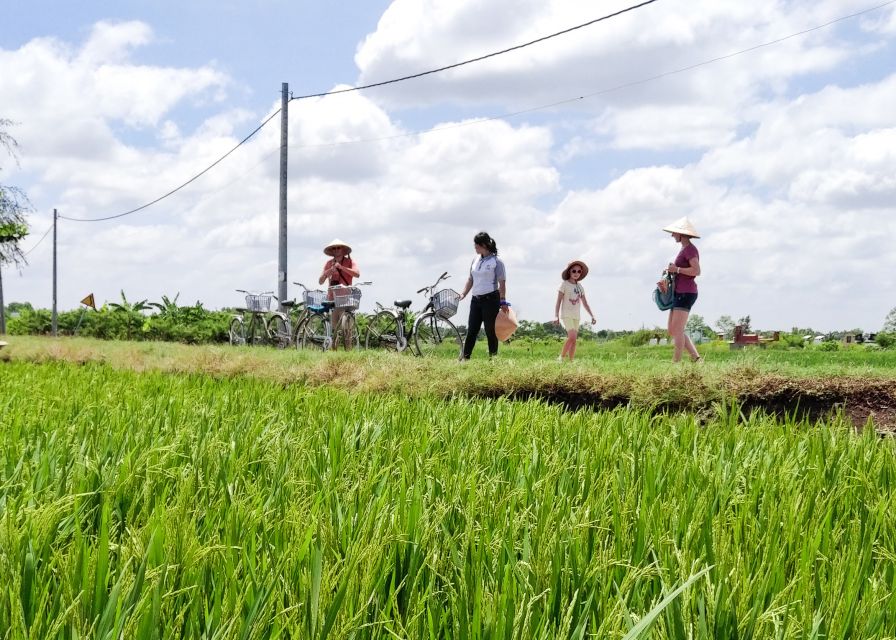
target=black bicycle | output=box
[365,272,463,357]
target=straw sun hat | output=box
[323,238,352,256]
[561,260,589,281]
[662,217,700,238]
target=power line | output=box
[55,1,661,223]
[288,0,662,101]
[22,223,53,256]
[284,0,896,151]
[53,0,893,223]
[60,109,282,222]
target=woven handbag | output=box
[653,272,676,311]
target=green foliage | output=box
[875,332,895,349]
[715,315,735,340]
[780,333,806,349]
[815,340,840,352]
[685,313,713,338]
[1,120,32,266]
[8,293,231,343]
[2,362,895,636]
[883,308,896,333]
[624,328,664,347]
[4,300,33,314]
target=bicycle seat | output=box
[321,301,335,311]
[394,300,412,309]
[281,300,298,308]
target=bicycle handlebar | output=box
[417,272,451,296]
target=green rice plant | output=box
[1,361,895,638]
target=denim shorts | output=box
[673,292,698,311]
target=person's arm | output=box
[498,279,508,312]
[319,261,333,285]
[667,257,701,277]
[459,275,473,300]
[495,259,509,312]
[335,259,360,279]
[553,290,564,324]
[581,293,597,324]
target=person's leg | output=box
[482,296,500,356]
[462,298,484,359]
[331,308,344,351]
[669,309,689,362]
[341,312,355,350]
[567,329,580,360]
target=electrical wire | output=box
[284,0,896,151]
[60,109,282,222]
[22,223,53,256]
[288,0,662,101]
[54,0,894,223]
[55,1,661,223]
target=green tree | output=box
[883,307,896,333]
[686,313,713,338]
[715,315,735,340]
[737,315,752,333]
[1,119,32,334]
[1,119,30,266]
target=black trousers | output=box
[463,291,500,358]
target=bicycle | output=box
[265,294,305,349]
[229,290,275,346]
[365,272,463,357]
[296,281,372,351]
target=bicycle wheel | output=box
[413,312,463,358]
[229,317,245,346]
[301,313,332,351]
[335,312,361,351]
[292,314,307,350]
[245,314,267,347]
[365,311,403,351]
[267,313,291,349]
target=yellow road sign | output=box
[80,293,96,310]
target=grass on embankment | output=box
[3,335,896,431]
[2,360,896,638]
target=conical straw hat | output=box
[662,217,700,238]
[323,238,352,256]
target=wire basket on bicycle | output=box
[432,288,460,319]
[329,285,362,310]
[245,293,272,312]
[303,289,327,309]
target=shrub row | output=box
[6,304,232,344]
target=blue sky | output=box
[2,0,896,331]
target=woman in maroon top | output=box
[661,217,702,363]
[319,238,360,350]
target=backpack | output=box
[653,272,676,311]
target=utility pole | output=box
[278,82,289,308]
[52,208,57,336]
[0,263,5,335]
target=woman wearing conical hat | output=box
[660,217,702,363]
[319,238,360,350]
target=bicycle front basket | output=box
[330,285,362,310]
[303,289,327,308]
[245,294,272,312]
[432,288,460,319]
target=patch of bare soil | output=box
[472,377,896,435]
[729,376,896,435]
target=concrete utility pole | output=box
[0,263,5,335]
[278,82,289,308]
[52,208,57,336]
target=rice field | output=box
[2,358,895,638]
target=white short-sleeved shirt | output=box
[469,254,506,296]
[558,280,585,319]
